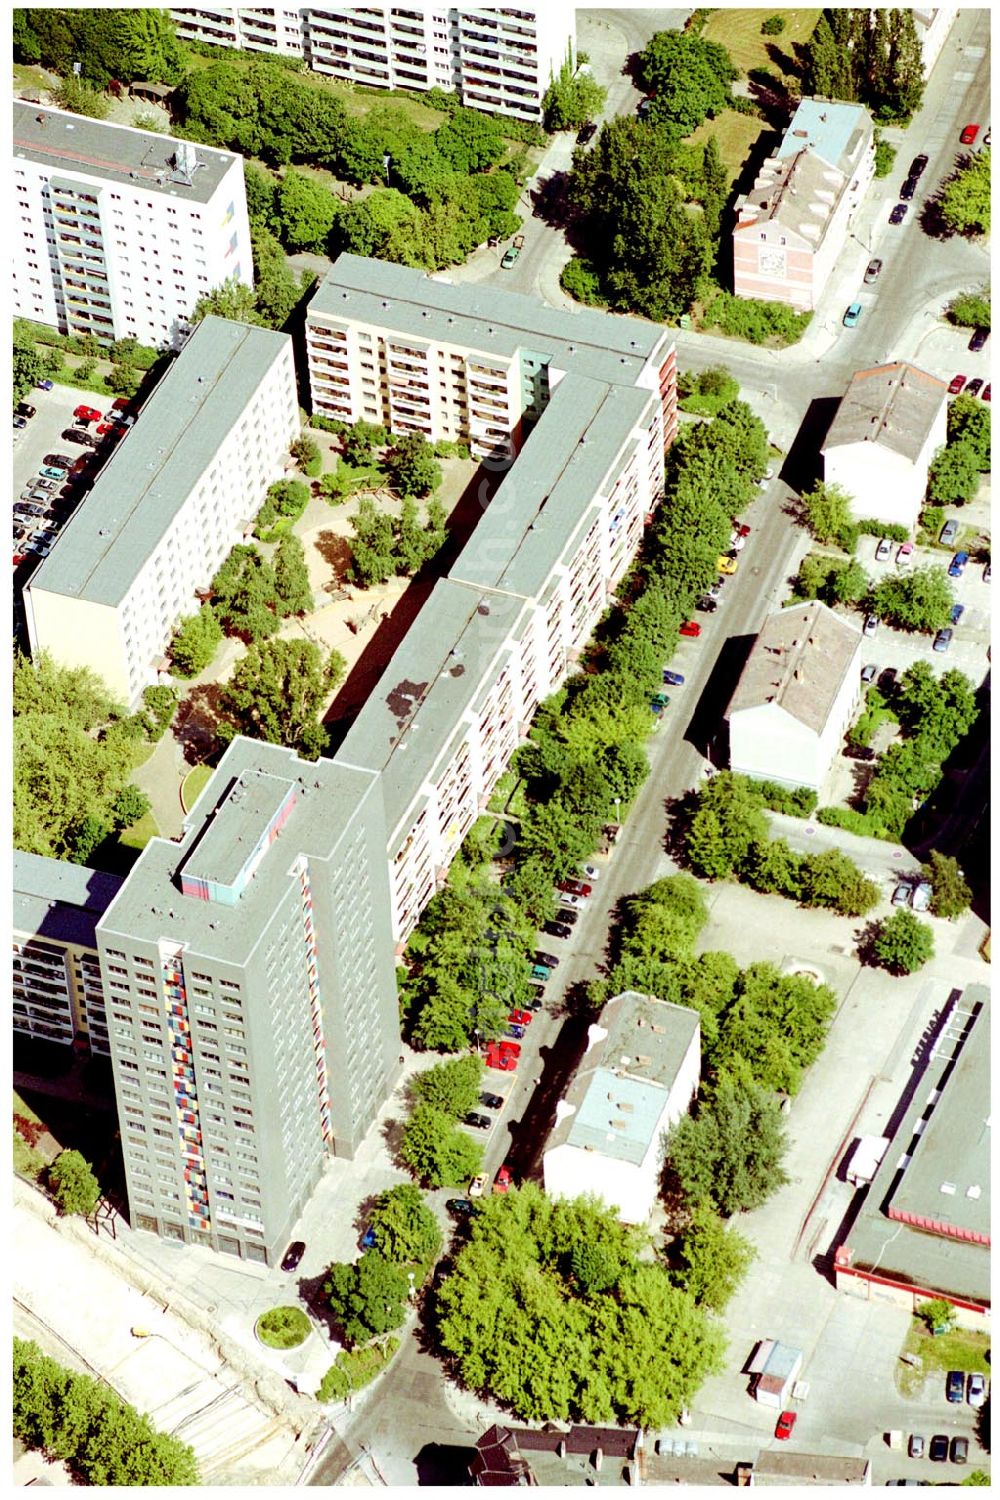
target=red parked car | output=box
[960,123,980,145]
[508,1009,532,1027]
[485,1044,516,1072]
[74,404,102,422]
[679,621,701,638]
[493,1165,513,1195]
[948,374,968,395]
[775,1411,797,1441]
[557,879,592,898]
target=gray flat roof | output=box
[334,578,526,840]
[13,101,238,204]
[309,253,666,388]
[99,740,382,965]
[183,769,294,892]
[452,374,651,596]
[28,317,291,608]
[842,987,990,1305]
[14,851,124,950]
[777,96,872,172]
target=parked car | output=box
[696,596,718,613]
[757,468,775,491]
[527,993,545,1011]
[530,963,551,981]
[34,479,57,493]
[969,327,989,352]
[464,1112,492,1130]
[486,1048,517,1072]
[892,881,912,907]
[983,384,991,402]
[62,428,96,446]
[559,892,587,910]
[875,536,892,561]
[843,301,863,327]
[896,541,913,566]
[899,176,917,200]
[861,663,878,684]
[40,466,68,480]
[74,404,102,422]
[508,1009,531,1027]
[775,1411,797,1441]
[43,454,72,468]
[947,1370,966,1404]
[960,123,980,145]
[707,580,724,599]
[662,670,685,686]
[948,550,969,577]
[36,378,54,390]
[965,378,983,398]
[446,1198,476,1217]
[506,1024,525,1041]
[493,1165,513,1194]
[469,1173,488,1198]
[985,562,992,582]
[555,908,578,926]
[501,243,522,269]
[929,1434,949,1462]
[908,1434,925,1459]
[967,1373,987,1408]
[911,881,932,912]
[717,553,738,575]
[558,880,592,897]
[544,921,573,940]
[651,692,670,713]
[17,402,36,418]
[908,153,928,179]
[939,518,960,546]
[864,257,883,283]
[863,612,878,636]
[679,620,701,638]
[480,1092,504,1110]
[950,603,965,625]
[280,1240,306,1272]
[950,1437,969,1465]
[26,538,54,557]
[948,373,968,395]
[13,415,27,430]
[579,863,601,881]
[576,121,597,145]
[889,202,908,224]
[535,951,559,969]
[933,627,953,653]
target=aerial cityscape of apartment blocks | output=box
[169,6,574,121]
[96,739,400,1262]
[305,252,678,462]
[24,316,299,706]
[13,102,253,349]
[13,853,123,1056]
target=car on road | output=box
[946,1369,966,1402]
[960,123,980,145]
[948,550,969,577]
[535,951,559,969]
[40,467,67,480]
[580,863,601,881]
[556,908,578,926]
[863,612,878,636]
[864,257,883,283]
[950,1436,969,1465]
[662,669,685,686]
[908,153,928,179]
[446,1198,476,1217]
[493,1165,513,1194]
[908,1434,925,1459]
[929,1434,949,1462]
[939,518,960,546]
[967,1372,987,1408]
[501,244,522,270]
[651,692,670,713]
[899,176,917,200]
[576,121,597,145]
[469,1173,488,1198]
[875,536,892,561]
[774,1411,797,1441]
[892,881,912,907]
[281,1240,305,1272]
[696,595,718,613]
[948,374,967,395]
[464,1111,492,1130]
[558,880,592,898]
[889,202,908,224]
[717,554,738,574]
[950,603,965,625]
[861,663,878,684]
[969,327,989,352]
[843,301,863,327]
[36,378,54,390]
[932,628,953,653]
[544,920,573,940]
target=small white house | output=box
[542,992,700,1224]
[822,362,948,534]
[727,602,862,792]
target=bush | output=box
[256,1306,311,1348]
[560,255,608,307]
[698,288,811,346]
[47,1149,100,1216]
[169,605,223,677]
[947,292,990,330]
[761,15,786,35]
[678,365,740,416]
[874,138,897,178]
[317,1338,400,1403]
[751,780,817,817]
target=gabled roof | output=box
[735,148,846,246]
[822,362,948,463]
[727,602,861,735]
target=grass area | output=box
[702,8,821,85]
[318,1337,400,1402]
[14,1093,50,1182]
[897,1321,991,1397]
[256,1306,312,1349]
[687,109,767,185]
[181,763,215,813]
[118,810,160,853]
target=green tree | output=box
[191,275,262,327]
[210,544,283,640]
[668,1070,789,1215]
[947,291,990,330]
[111,783,151,830]
[340,188,424,264]
[686,773,768,879]
[434,107,507,174]
[367,1183,443,1267]
[220,638,342,757]
[325,1252,411,1346]
[53,74,109,119]
[400,1103,483,1187]
[20,7,184,86]
[802,481,856,547]
[940,149,990,237]
[48,1150,100,1216]
[13,323,46,407]
[929,441,983,504]
[273,534,314,616]
[637,31,737,136]
[873,909,935,974]
[799,849,879,915]
[350,497,397,586]
[672,1206,756,1311]
[543,62,608,131]
[947,396,991,471]
[169,605,223,677]
[274,168,339,254]
[291,433,322,476]
[386,433,442,499]
[921,851,972,920]
[829,558,869,604]
[412,1054,484,1118]
[873,565,955,632]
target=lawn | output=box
[13,1092,50,1182]
[896,1320,991,1398]
[118,809,160,853]
[687,108,768,186]
[181,762,215,813]
[702,8,821,86]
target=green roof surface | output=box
[28,317,291,608]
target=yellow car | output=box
[469,1173,488,1199]
[717,554,738,575]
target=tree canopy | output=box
[15,8,184,86]
[803,9,925,122]
[48,1150,100,1216]
[366,1183,443,1268]
[324,1252,411,1347]
[940,149,991,238]
[873,910,935,974]
[872,565,955,632]
[637,31,737,137]
[542,62,608,132]
[666,1069,789,1215]
[219,638,344,759]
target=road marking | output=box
[964,46,986,58]
[953,71,975,81]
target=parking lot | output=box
[13,381,129,579]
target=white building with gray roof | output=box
[822,362,949,532]
[542,992,700,1224]
[727,601,863,792]
[13,102,252,348]
[25,315,299,705]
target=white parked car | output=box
[875,537,892,562]
[580,864,601,881]
[912,881,933,912]
[559,892,588,909]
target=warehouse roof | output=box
[28,317,291,607]
[309,253,668,388]
[14,851,123,951]
[822,362,948,463]
[13,101,238,203]
[727,601,861,734]
[777,96,872,171]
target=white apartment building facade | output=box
[25,317,298,706]
[169,7,574,121]
[13,103,253,349]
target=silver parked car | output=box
[912,881,933,912]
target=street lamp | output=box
[472,1027,480,1053]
